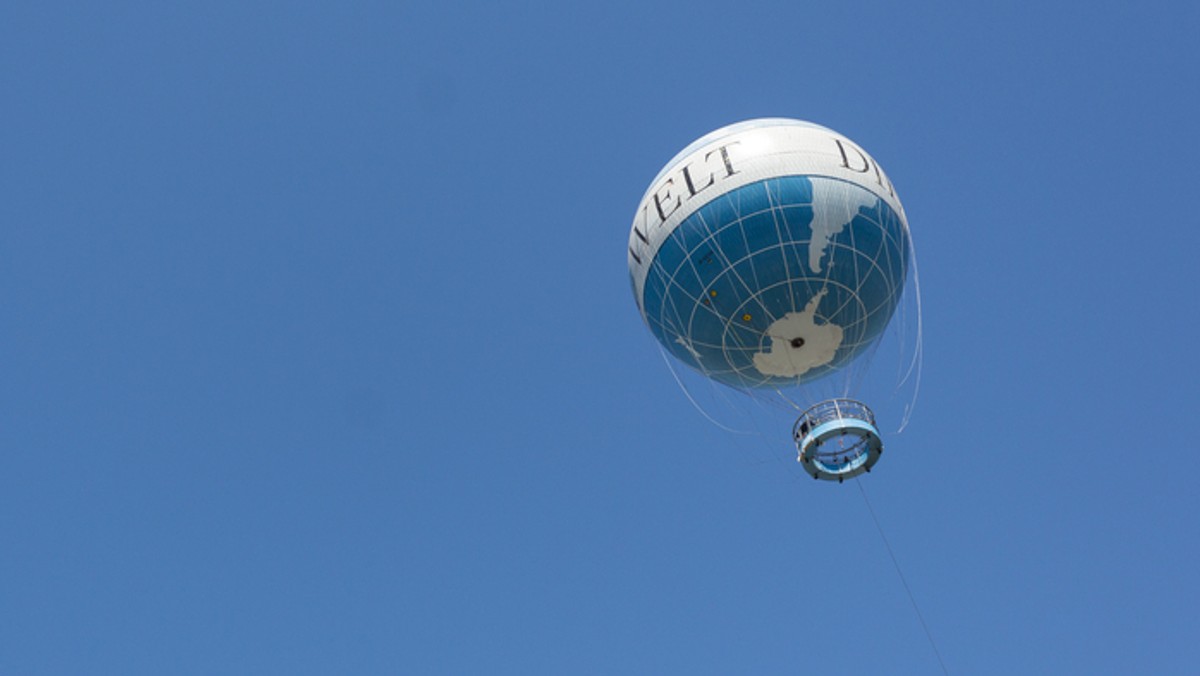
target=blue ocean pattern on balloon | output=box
[640,175,909,389]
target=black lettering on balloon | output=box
[653,178,680,222]
[682,163,714,197]
[632,221,649,245]
[708,142,739,178]
[644,141,741,231]
[835,137,896,196]
[834,138,870,173]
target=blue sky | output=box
[2,1,1198,674]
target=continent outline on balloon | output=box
[642,175,907,388]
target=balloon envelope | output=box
[628,119,910,390]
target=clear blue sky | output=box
[3,2,1198,674]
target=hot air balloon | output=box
[627,118,914,482]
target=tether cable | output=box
[856,478,950,675]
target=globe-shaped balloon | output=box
[628,119,910,390]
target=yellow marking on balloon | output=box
[742,313,752,322]
[709,290,718,297]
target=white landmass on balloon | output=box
[752,290,843,378]
[808,181,877,273]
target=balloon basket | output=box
[793,399,883,482]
